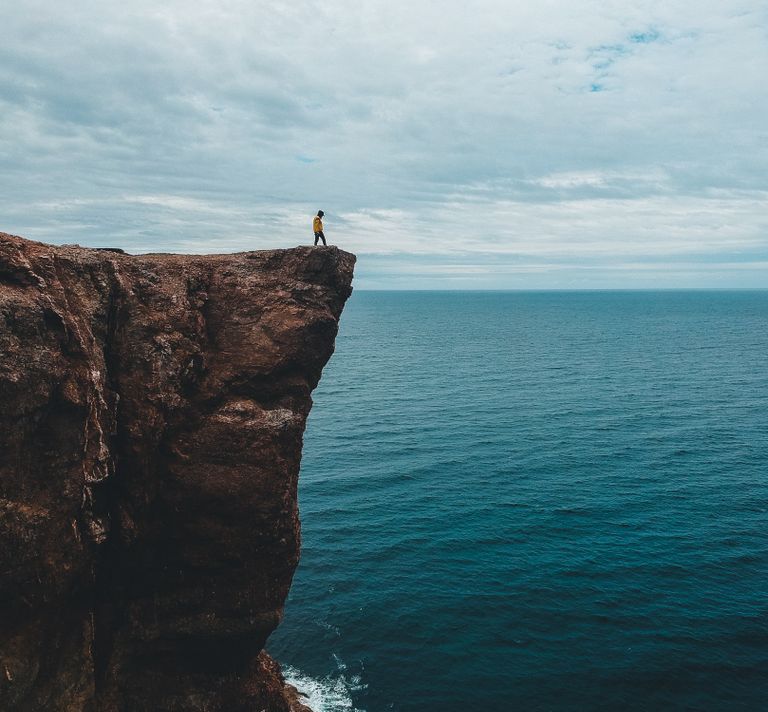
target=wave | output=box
[282,663,367,712]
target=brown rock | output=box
[0,232,355,711]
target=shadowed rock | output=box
[0,232,354,711]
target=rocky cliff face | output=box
[0,232,355,711]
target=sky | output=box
[1,0,767,288]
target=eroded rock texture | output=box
[0,232,354,711]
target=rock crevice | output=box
[0,232,354,711]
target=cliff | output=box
[0,232,355,711]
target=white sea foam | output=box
[319,620,341,636]
[282,664,366,712]
[331,653,346,670]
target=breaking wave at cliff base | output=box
[283,664,366,712]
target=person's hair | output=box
[317,210,324,217]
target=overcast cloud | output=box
[1,0,766,287]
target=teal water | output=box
[268,291,768,712]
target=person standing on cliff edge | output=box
[313,210,327,246]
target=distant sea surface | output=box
[268,291,768,712]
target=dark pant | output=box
[314,231,326,246]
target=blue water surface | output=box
[268,291,768,712]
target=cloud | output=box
[0,0,766,287]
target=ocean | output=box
[267,291,768,712]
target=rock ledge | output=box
[0,232,355,711]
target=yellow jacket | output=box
[313,216,323,232]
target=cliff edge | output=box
[0,232,355,711]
